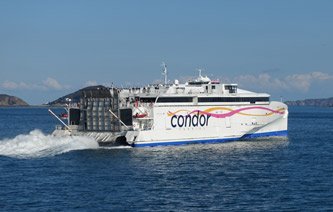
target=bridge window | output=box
[157,97,193,103]
[225,85,237,93]
[198,97,269,103]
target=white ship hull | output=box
[126,101,288,147]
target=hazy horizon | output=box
[1,1,332,104]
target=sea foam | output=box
[0,129,99,159]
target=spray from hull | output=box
[0,129,99,159]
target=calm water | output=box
[0,106,332,211]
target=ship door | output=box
[69,108,80,125]
[225,117,231,128]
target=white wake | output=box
[0,130,99,159]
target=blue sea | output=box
[0,106,332,211]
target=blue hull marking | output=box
[132,130,288,147]
[241,130,288,139]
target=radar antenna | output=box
[161,62,168,85]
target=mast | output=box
[161,62,168,85]
[198,69,202,78]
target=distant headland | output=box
[46,85,107,106]
[0,94,29,106]
[285,97,333,107]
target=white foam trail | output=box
[0,129,99,159]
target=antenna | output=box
[197,68,205,79]
[197,69,202,77]
[161,62,168,85]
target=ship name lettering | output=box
[171,112,211,128]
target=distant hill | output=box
[285,97,333,107]
[0,94,29,106]
[47,85,110,106]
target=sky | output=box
[0,0,332,104]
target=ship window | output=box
[225,85,237,93]
[140,97,157,103]
[157,97,193,103]
[212,85,216,89]
[189,81,209,85]
[198,97,269,103]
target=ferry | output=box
[49,64,288,147]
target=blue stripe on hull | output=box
[132,130,288,147]
[241,130,288,139]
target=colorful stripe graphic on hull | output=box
[167,106,285,118]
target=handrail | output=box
[48,109,71,131]
[108,109,129,130]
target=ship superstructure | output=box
[50,67,288,147]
